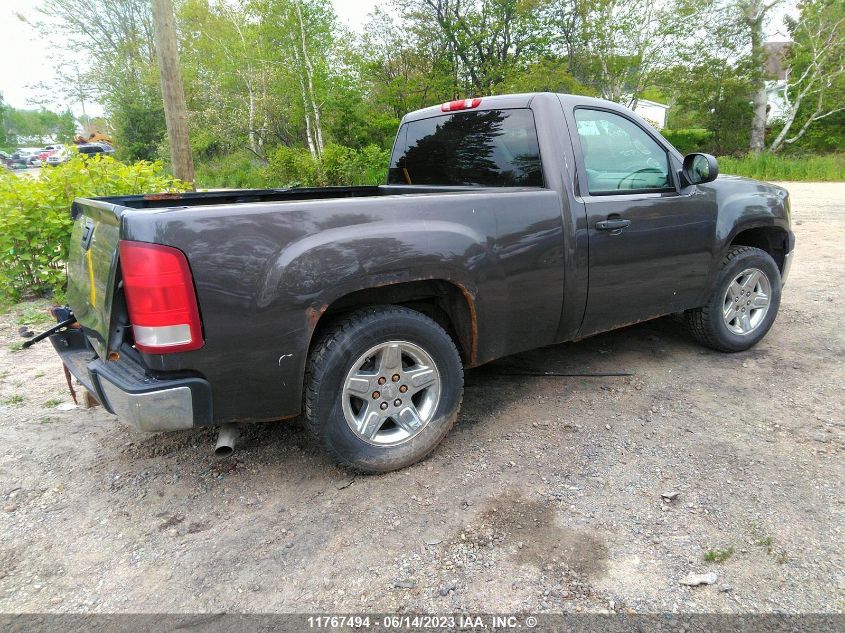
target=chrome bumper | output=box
[98,380,194,432]
[781,250,794,285]
[781,231,796,285]
[50,329,212,432]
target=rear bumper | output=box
[50,329,212,432]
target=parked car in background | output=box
[10,149,42,167]
[46,147,73,166]
[38,146,62,161]
[77,142,115,158]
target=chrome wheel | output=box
[722,267,772,335]
[341,341,441,446]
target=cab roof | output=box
[401,92,628,123]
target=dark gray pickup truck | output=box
[49,92,794,472]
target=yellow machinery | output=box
[74,132,114,145]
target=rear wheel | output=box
[685,246,782,352]
[304,306,463,473]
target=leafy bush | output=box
[321,144,358,185]
[351,145,392,185]
[198,144,390,189]
[661,128,714,155]
[195,150,269,189]
[265,144,389,187]
[266,145,322,187]
[717,153,845,181]
[0,155,188,301]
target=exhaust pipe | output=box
[214,424,240,458]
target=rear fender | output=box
[258,220,487,310]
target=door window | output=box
[575,109,671,195]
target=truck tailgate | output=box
[66,199,124,358]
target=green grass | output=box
[703,547,734,563]
[17,303,54,327]
[752,530,789,564]
[2,394,24,405]
[718,153,845,181]
[755,535,774,552]
[44,399,61,408]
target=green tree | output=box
[768,0,845,152]
[3,107,77,145]
[33,0,165,159]
[0,93,10,148]
[495,57,596,95]
[658,60,754,155]
[406,0,552,95]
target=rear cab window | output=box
[389,109,543,187]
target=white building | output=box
[633,99,670,129]
[764,41,790,122]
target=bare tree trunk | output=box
[292,44,318,159]
[746,2,774,154]
[247,86,256,154]
[229,10,258,155]
[151,0,195,187]
[259,67,268,151]
[294,0,323,154]
[750,86,768,153]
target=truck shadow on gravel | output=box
[124,315,736,469]
[455,315,697,429]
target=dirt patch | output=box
[472,491,608,579]
[0,182,842,614]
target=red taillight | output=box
[440,97,482,112]
[118,240,203,354]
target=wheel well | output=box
[730,227,789,272]
[309,280,477,365]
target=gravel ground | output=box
[0,182,842,615]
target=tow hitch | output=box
[20,307,89,406]
[21,315,77,349]
[21,306,77,349]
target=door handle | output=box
[596,218,631,231]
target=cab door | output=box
[569,107,716,337]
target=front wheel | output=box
[304,306,464,473]
[685,245,782,352]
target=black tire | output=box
[304,305,464,473]
[685,245,782,352]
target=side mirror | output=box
[681,153,718,186]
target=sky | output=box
[0,0,794,117]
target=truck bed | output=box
[65,182,566,424]
[77,184,488,215]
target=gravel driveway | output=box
[0,182,842,614]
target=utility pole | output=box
[151,0,195,187]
